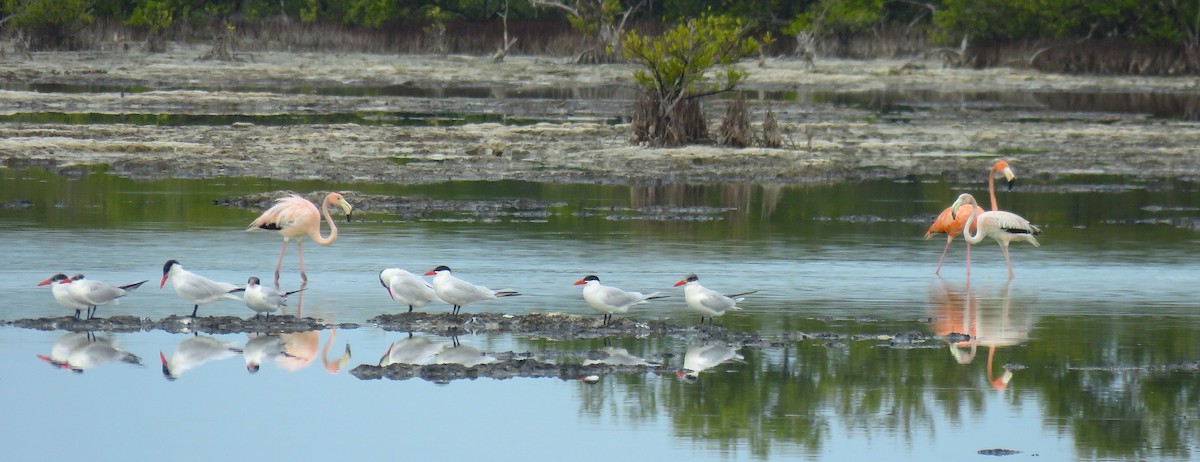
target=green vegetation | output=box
[1,0,1197,72]
[621,14,759,146]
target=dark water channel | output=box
[2,168,1199,460]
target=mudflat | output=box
[2,44,1198,184]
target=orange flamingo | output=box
[247,192,353,283]
[951,193,1041,279]
[925,160,1016,275]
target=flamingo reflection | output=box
[930,279,978,365]
[929,280,1031,389]
[676,343,744,383]
[269,330,351,374]
[160,336,243,380]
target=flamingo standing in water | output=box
[926,160,1017,275]
[247,192,353,283]
[950,193,1041,279]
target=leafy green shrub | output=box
[3,0,94,50]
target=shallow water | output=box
[2,169,1199,460]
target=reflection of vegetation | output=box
[558,316,1200,459]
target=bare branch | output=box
[528,0,581,18]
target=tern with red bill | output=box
[379,268,438,313]
[64,274,147,319]
[37,273,90,319]
[160,259,244,317]
[424,265,519,315]
[574,275,667,325]
[673,274,756,324]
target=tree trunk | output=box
[631,91,707,147]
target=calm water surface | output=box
[2,169,1199,460]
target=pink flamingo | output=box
[247,192,353,283]
[925,160,1016,275]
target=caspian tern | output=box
[574,275,667,325]
[379,268,438,313]
[424,265,519,315]
[64,274,148,319]
[37,274,90,319]
[674,274,756,324]
[244,276,303,319]
[160,259,244,317]
[378,334,444,366]
[677,343,744,383]
[160,335,243,380]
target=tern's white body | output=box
[426,267,518,314]
[39,274,88,316]
[243,334,289,372]
[378,336,445,366]
[67,276,147,318]
[161,260,242,316]
[44,332,94,365]
[579,279,662,316]
[66,339,141,372]
[679,280,747,320]
[434,344,497,367]
[679,344,744,381]
[161,336,243,380]
[244,278,296,315]
[379,268,438,312]
[582,347,660,367]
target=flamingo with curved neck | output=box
[248,192,354,283]
[951,193,1041,279]
[925,160,1017,275]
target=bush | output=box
[4,0,94,50]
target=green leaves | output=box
[621,14,758,100]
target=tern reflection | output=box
[378,334,444,366]
[583,347,660,367]
[160,335,243,380]
[677,343,744,383]
[930,279,1032,389]
[243,334,292,373]
[434,337,497,367]
[38,332,141,373]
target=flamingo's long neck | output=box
[312,195,339,246]
[988,170,1000,211]
[961,198,987,245]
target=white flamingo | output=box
[950,193,1041,279]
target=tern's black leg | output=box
[408,305,413,313]
[191,304,199,317]
[74,309,81,319]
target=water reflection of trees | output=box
[627,183,785,224]
[565,282,1200,459]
